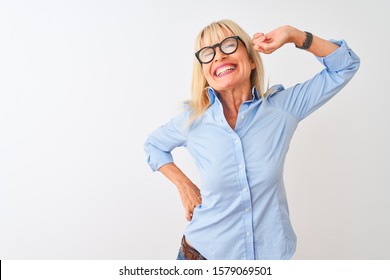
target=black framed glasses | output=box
[195,36,246,64]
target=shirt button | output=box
[246,232,251,236]
[239,164,243,169]
[234,139,239,144]
[241,115,245,119]
[245,208,250,213]
[242,188,248,192]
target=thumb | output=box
[253,32,264,39]
[185,210,193,222]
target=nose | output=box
[214,46,226,62]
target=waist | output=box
[181,235,207,260]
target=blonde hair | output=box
[188,19,267,123]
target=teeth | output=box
[216,65,235,76]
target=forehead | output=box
[200,27,235,47]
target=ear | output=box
[250,60,256,70]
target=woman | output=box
[144,19,360,260]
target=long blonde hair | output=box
[188,19,267,123]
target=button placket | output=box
[231,130,255,259]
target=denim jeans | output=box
[176,245,186,260]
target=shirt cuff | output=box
[316,39,359,71]
[146,149,174,172]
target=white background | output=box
[0,0,389,260]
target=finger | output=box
[186,210,193,222]
[264,33,273,41]
[253,42,268,53]
[252,35,266,45]
[252,32,264,40]
[254,44,275,54]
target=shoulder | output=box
[265,84,287,101]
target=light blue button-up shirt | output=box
[144,40,360,259]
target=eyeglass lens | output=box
[198,37,239,64]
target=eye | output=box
[224,43,236,49]
[221,38,238,53]
[200,48,214,59]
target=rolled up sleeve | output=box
[144,107,189,171]
[270,40,360,121]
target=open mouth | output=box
[215,64,236,77]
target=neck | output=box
[216,86,252,130]
[217,86,252,114]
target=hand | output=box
[158,163,202,222]
[177,182,202,221]
[252,25,297,54]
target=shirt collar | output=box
[207,87,217,105]
[251,86,260,100]
[207,86,260,105]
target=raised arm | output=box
[252,25,339,57]
[252,26,360,121]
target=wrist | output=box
[290,28,307,46]
[295,31,313,50]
